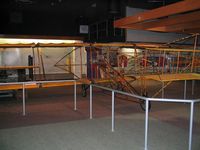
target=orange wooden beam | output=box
[123,10,200,30]
[0,34,83,41]
[37,43,90,47]
[0,66,39,70]
[149,21,200,33]
[179,28,200,34]
[0,43,35,48]
[0,80,90,91]
[114,0,200,27]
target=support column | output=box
[188,102,194,150]
[22,83,26,116]
[74,81,77,111]
[90,85,93,119]
[111,91,115,132]
[144,100,149,150]
[184,80,187,99]
[192,80,195,97]
[162,82,164,98]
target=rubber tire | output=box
[140,100,151,111]
[81,84,87,97]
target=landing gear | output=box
[81,84,90,97]
[14,90,28,100]
[139,92,151,111]
[140,100,151,111]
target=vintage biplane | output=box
[0,0,200,110]
[0,37,200,110]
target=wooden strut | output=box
[80,47,83,78]
[191,34,198,72]
[54,47,80,66]
[134,47,138,73]
[164,33,200,46]
[172,52,175,73]
[176,52,180,73]
[40,49,46,80]
[152,81,172,98]
[68,47,72,73]
[162,51,166,74]
[0,66,39,70]
[90,47,93,80]
[56,64,87,66]
[32,47,36,80]
[36,47,41,80]
[96,50,99,79]
[107,48,110,78]
[36,47,46,80]
[158,50,161,73]
[144,50,148,94]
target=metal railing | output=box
[89,84,200,150]
[1,80,199,150]
[0,80,77,116]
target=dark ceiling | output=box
[0,0,182,39]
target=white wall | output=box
[1,48,31,66]
[39,47,72,74]
[125,7,189,43]
[0,47,87,77]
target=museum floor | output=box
[0,81,199,150]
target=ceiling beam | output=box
[114,0,200,27]
[149,21,200,33]
[122,10,200,30]
[181,28,200,34]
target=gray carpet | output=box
[0,114,199,150]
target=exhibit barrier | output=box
[0,80,199,150]
[90,84,200,150]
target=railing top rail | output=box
[92,84,200,103]
[147,98,194,103]
[92,84,146,100]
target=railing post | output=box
[188,102,194,150]
[184,80,187,99]
[112,91,115,132]
[90,85,93,119]
[74,80,77,111]
[144,99,149,150]
[191,80,195,96]
[162,82,164,98]
[22,83,26,116]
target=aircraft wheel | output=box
[139,92,151,111]
[140,100,151,111]
[81,84,87,97]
